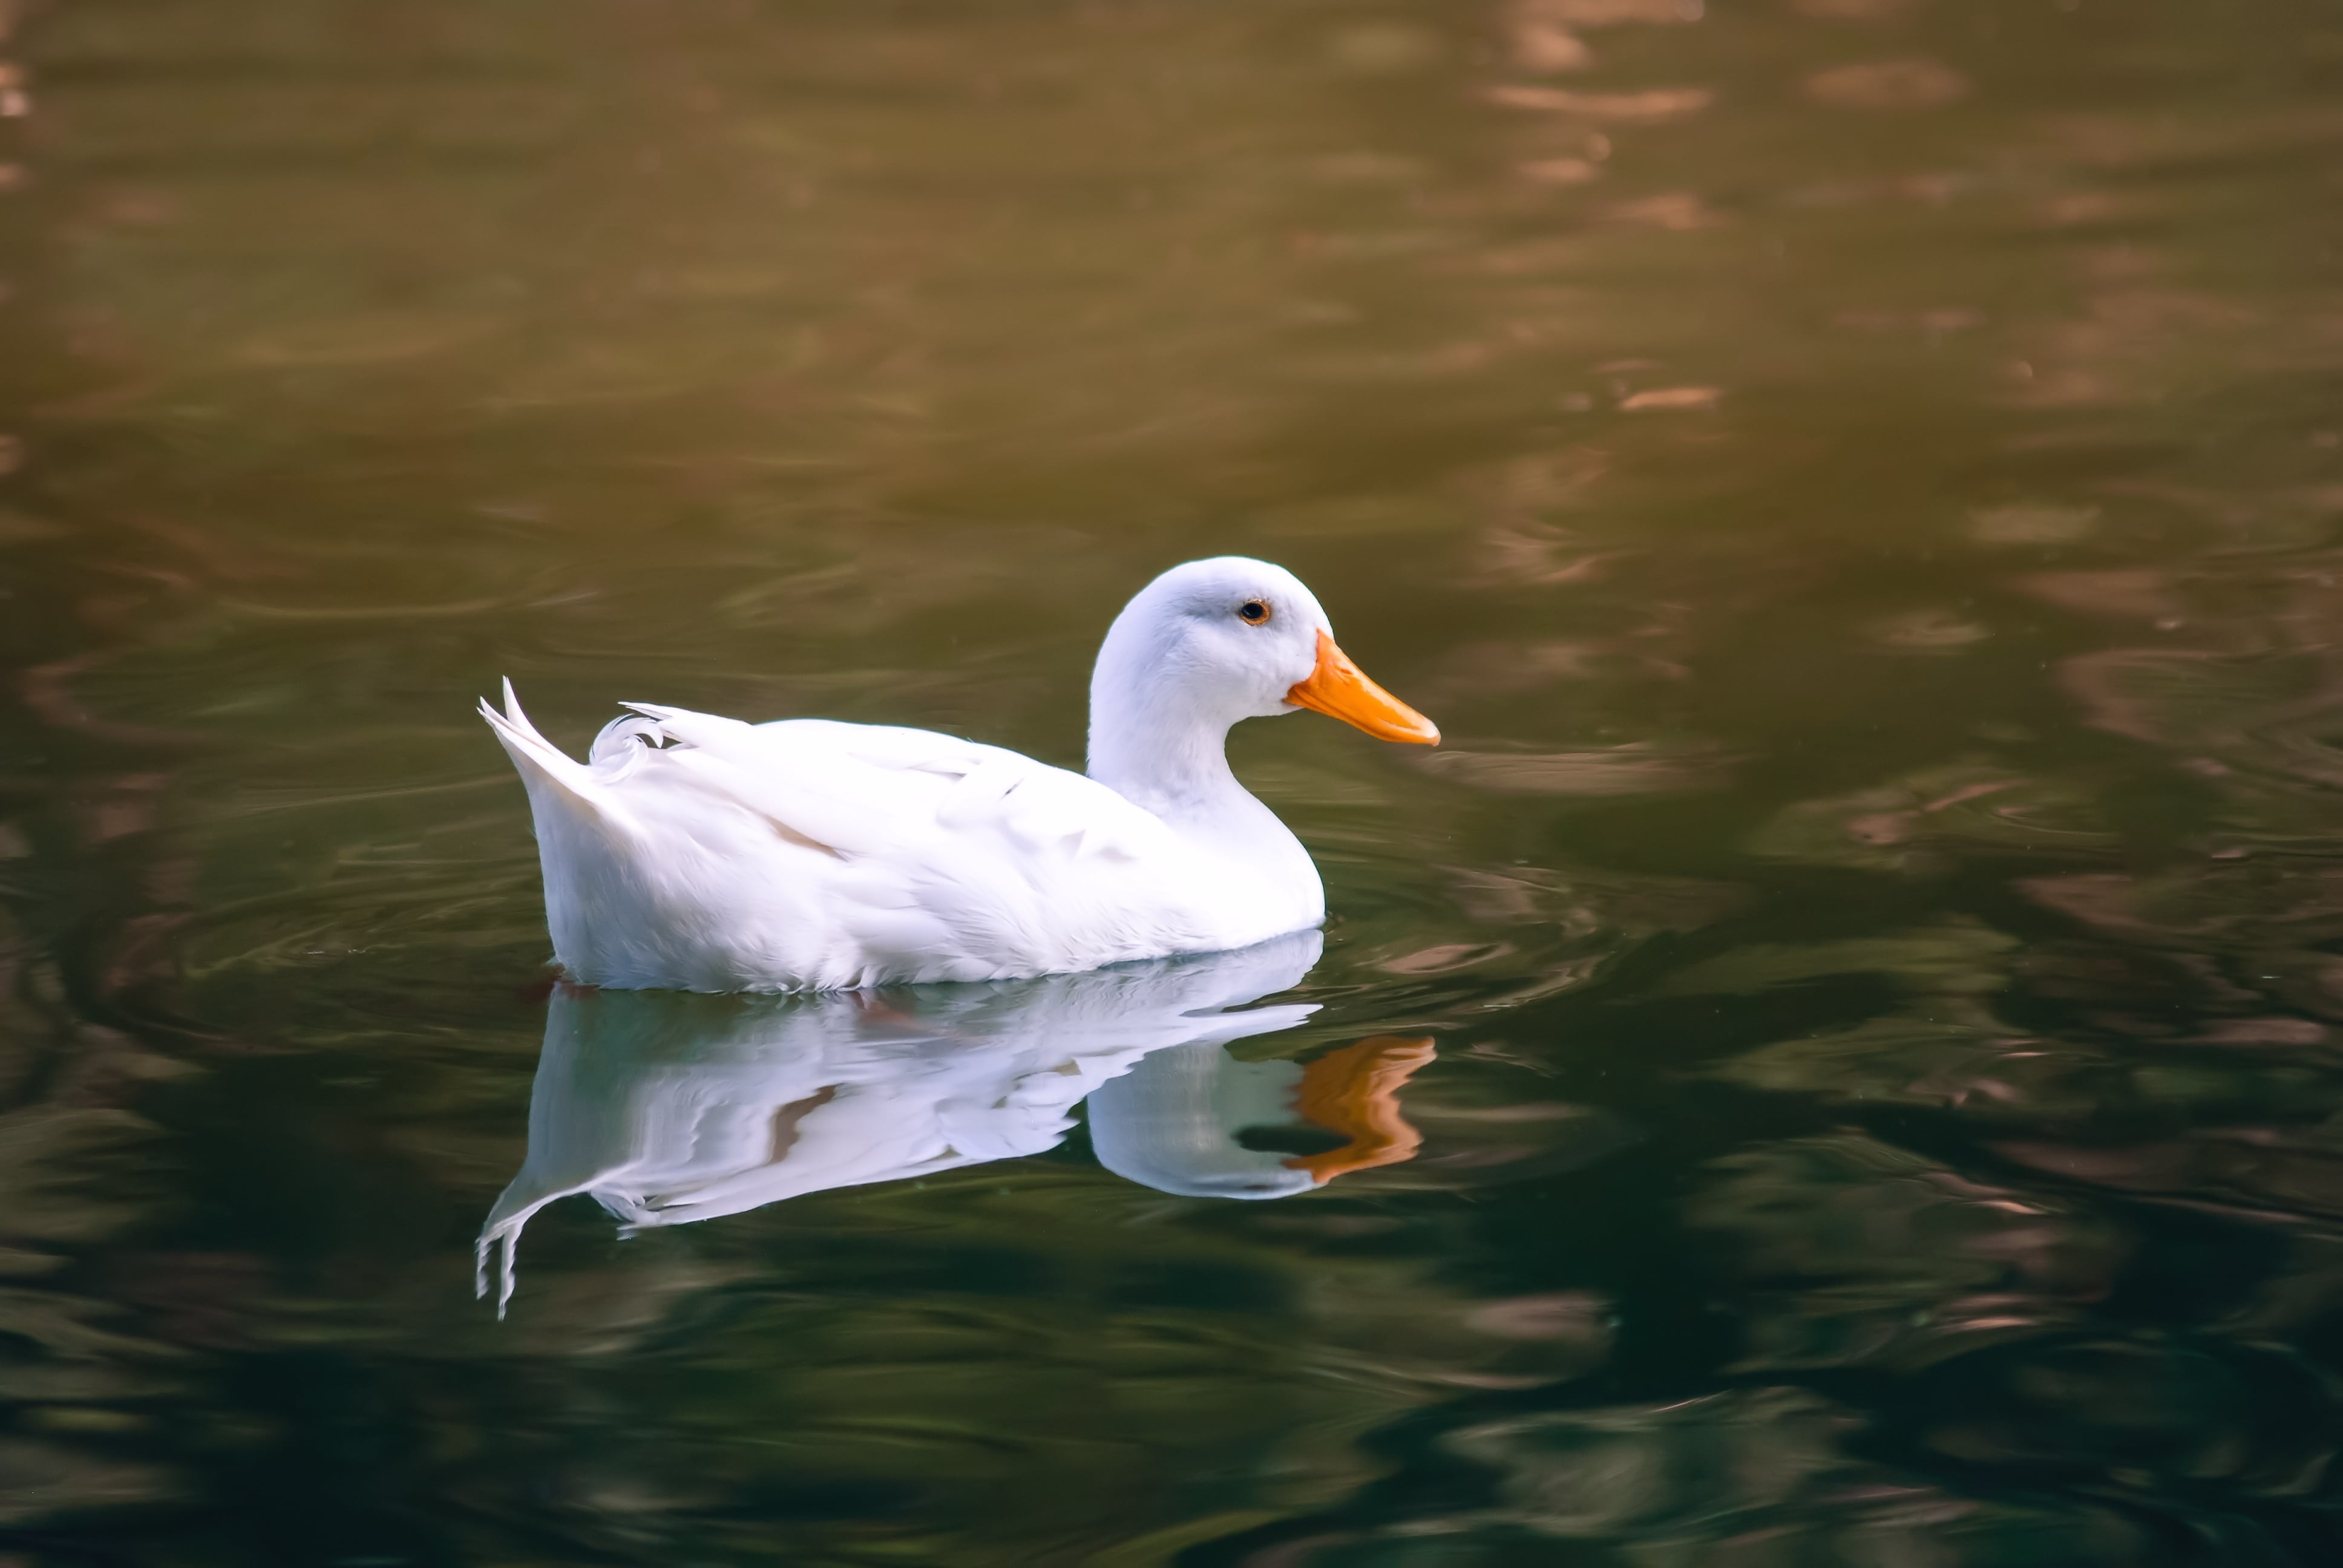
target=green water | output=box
[5,0,2343,1560]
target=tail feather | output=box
[480,680,616,822]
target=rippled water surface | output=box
[6,0,2343,1561]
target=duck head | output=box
[1087,557,1437,808]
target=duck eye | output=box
[1237,599,1271,625]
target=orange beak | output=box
[1284,629,1440,745]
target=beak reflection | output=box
[1089,1032,1435,1197]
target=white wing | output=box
[627,701,1184,875]
[481,684,1218,990]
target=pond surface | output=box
[5,0,2343,1561]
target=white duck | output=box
[482,556,1438,991]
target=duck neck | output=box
[1087,702,1256,826]
[1086,650,1258,828]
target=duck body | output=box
[484,703,1321,991]
[483,557,1435,992]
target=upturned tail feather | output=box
[479,678,612,819]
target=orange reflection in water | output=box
[1289,1035,1440,1184]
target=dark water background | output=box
[5,0,2343,1561]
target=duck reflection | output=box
[478,932,1434,1314]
